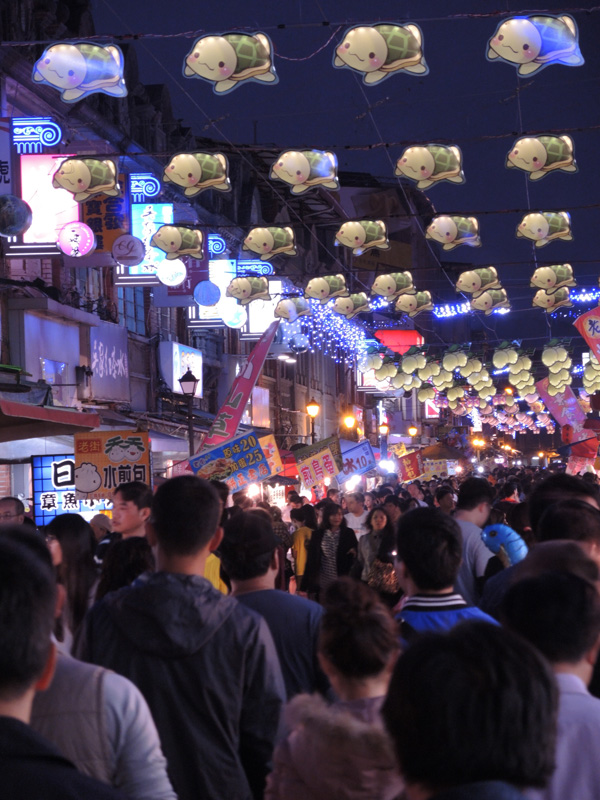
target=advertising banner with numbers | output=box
[73,431,151,501]
[189,431,268,493]
[32,454,111,526]
[338,440,376,484]
[293,437,344,489]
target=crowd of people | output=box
[1,462,600,799]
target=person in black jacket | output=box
[300,503,358,602]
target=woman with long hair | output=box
[354,507,395,582]
[46,513,98,650]
[95,536,155,601]
[266,578,403,800]
[300,504,357,602]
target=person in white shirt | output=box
[502,566,600,800]
[344,492,369,540]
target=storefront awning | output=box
[0,399,100,443]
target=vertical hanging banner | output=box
[536,378,598,459]
[259,434,284,477]
[574,307,600,362]
[73,431,151,500]
[199,319,280,451]
[293,437,344,489]
[397,451,424,482]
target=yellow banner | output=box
[74,431,150,501]
[259,435,284,478]
[296,446,340,489]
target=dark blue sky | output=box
[91,0,600,345]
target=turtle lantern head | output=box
[185,36,237,80]
[397,147,435,179]
[489,18,542,65]
[335,27,388,73]
[272,151,311,185]
[36,44,88,89]
[165,154,203,187]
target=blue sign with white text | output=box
[338,441,377,484]
[32,454,110,526]
[189,431,267,493]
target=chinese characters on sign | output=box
[293,437,344,489]
[32,454,110,526]
[574,308,600,363]
[73,431,151,501]
[81,176,129,253]
[90,324,130,402]
[189,431,268,493]
[397,451,424,482]
[338,441,376,484]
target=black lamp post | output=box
[179,368,199,457]
[306,398,320,444]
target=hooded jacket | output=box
[77,571,286,800]
[265,694,403,800]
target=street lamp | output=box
[306,398,320,444]
[407,425,418,438]
[179,368,199,457]
[379,422,389,459]
[343,413,356,430]
[472,437,485,462]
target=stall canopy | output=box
[0,399,100,443]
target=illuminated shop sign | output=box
[114,202,173,286]
[12,117,62,154]
[32,453,110,526]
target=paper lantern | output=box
[533,287,572,312]
[371,271,415,299]
[163,152,230,196]
[270,149,339,195]
[112,234,145,266]
[456,267,500,296]
[334,220,390,255]
[151,226,203,260]
[486,15,583,76]
[470,289,510,315]
[194,281,221,307]
[57,221,96,257]
[304,274,349,305]
[394,291,433,317]
[332,293,370,319]
[289,334,310,353]
[32,42,127,102]
[333,23,428,84]
[506,135,577,180]
[530,264,576,291]
[183,32,277,94]
[226,276,270,305]
[516,212,572,247]
[374,329,424,352]
[426,216,481,250]
[0,195,32,237]
[156,259,187,287]
[218,298,248,329]
[274,297,312,321]
[52,157,119,202]
[243,227,296,260]
[394,143,464,189]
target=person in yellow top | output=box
[204,553,229,594]
[290,505,317,586]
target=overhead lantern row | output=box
[31,14,583,101]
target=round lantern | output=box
[57,221,96,257]
[112,234,145,266]
[193,280,221,307]
[156,259,187,287]
[0,195,32,237]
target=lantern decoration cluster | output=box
[270,149,339,195]
[335,220,390,256]
[163,152,231,196]
[243,227,296,260]
[531,264,576,313]
[493,345,537,396]
[274,297,312,321]
[32,42,127,102]
[541,343,573,397]
[333,293,370,320]
[151,226,204,260]
[226,276,271,305]
[52,157,120,202]
[516,211,573,248]
[333,23,428,84]
[506,134,577,180]
[583,352,600,395]
[455,268,510,316]
[304,274,349,305]
[425,215,481,250]
[395,143,464,189]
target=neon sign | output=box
[12,117,62,154]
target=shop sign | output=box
[338,440,376,484]
[32,454,110,526]
[73,431,151,500]
[189,431,268,492]
[90,324,130,402]
[397,451,424,482]
[294,436,344,489]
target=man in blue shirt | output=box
[219,510,329,700]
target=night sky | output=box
[91,0,600,348]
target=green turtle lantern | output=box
[486,15,583,76]
[52,157,119,202]
[533,287,573,312]
[332,293,370,320]
[426,216,481,250]
[333,23,428,85]
[395,290,433,317]
[243,227,297,260]
[334,220,390,256]
[274,297,312,321]
[33,42,127,103]
[455,267,501,297]
[151,226,203,260]
[183,32,277,94]
[371,271,415,300]
[516,212,572,248]
[163,152,230,196]
[506,135,577,180]
[530,264,576,292]
[470,289,511,315]
[304,274,349,305]
[395,144,464,189]
[270,149,339,195]
[226,276,271,305]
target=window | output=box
[118,287,146,335]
